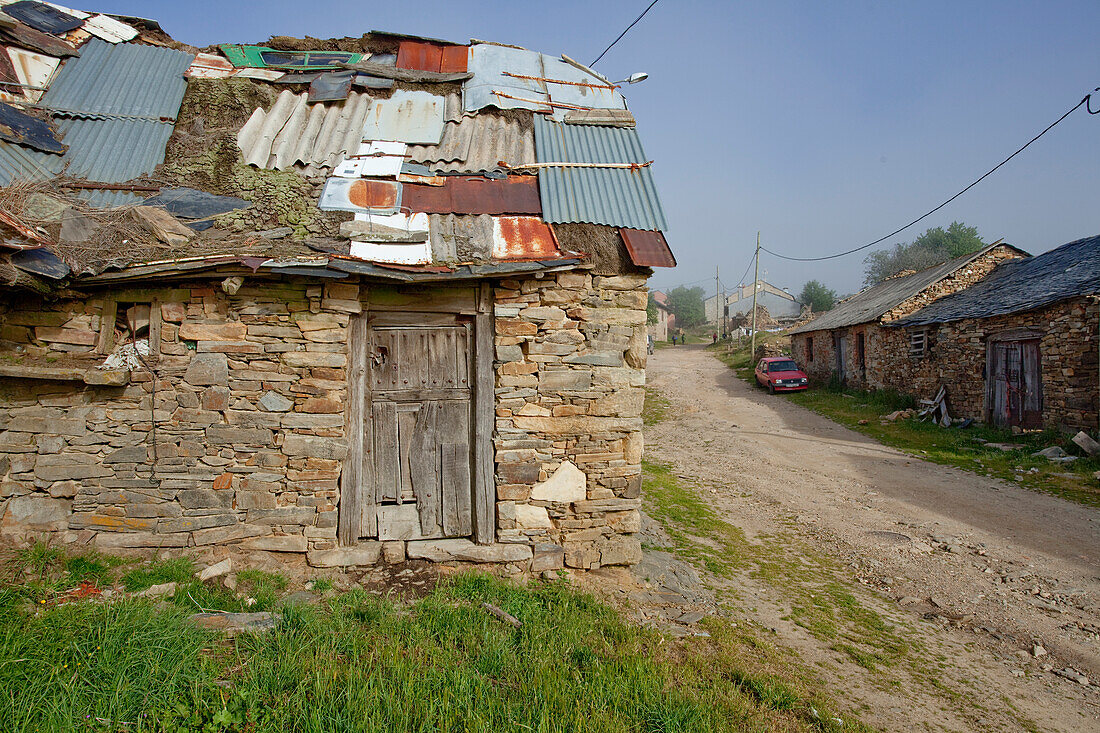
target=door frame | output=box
[338,283,495,546]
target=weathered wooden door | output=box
[834,332,847,384]
[988,339,1042,428]
[347,314,476,541]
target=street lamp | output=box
[614,72,649,85]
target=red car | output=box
[754,356,809,393]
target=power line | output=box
[762,86,1100,263]
[591,0,660,67]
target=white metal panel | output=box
[354,140,406,176]
[187,52,234,79]
[352,211,429,233]
[81,14,138,43]
[6,47,60,104]
[361,90,444,145]
[349,240,432,264]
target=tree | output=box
[646,292,658,325]
[798,280,837,312]
[863,222,985,286]
[665,286,706,328]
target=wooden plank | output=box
[408,400,440,534]
[441,441,472,536]
[472,311,495,544]
[368,311,465,327]
[370,387,471,403]
[96,298,117,354]
[339,314,367,544]
[373,401,400,503]
[398,407,417,502]
[366,286,477,314]
[148,299,162,358]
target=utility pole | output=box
[750,232,761,360]
[715,265,720,338]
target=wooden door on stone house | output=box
[833,332,848,384]
[987,338,1042,428]
[342,312,480,543]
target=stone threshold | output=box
[0,363,130,386]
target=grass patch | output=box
[642,386,671,426]
[715,339,1100,507]
[0,547,865,732]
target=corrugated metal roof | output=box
[464,44,627,120]
[403,175,540,215]
[38,38,192,120]
[361,89,445,144]
[620,228,675,267]
[534,116,667,231]
[406,111,534,174]
[891,235,1100,327]
[789,243,1028,334]
[0,115,173,207]
[237,90,371,171]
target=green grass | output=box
[642,386,671,426]
[713,340,1100,507]
[0,545,867,733]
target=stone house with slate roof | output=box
[790,242,1027,391]
[883,235,1099,431]
[0,10,676,570]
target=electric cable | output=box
[591,0,661,67]
[761,87,1100,262]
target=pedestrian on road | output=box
[712,332,718,344]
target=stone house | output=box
[0,19,676,570]
[647,291,671,342]
[789,242,1026,389]
[883,235,1099,430]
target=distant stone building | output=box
[647,290,672,342]
[705,280,801,324]
[789,242,1027,389]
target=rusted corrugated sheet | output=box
[620,228,675,268]
[403,176,540,215]
[397,41,468,73]
[493,216,560,260]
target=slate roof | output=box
[891,234,1100,327]
[789,243,1027,334]
[0,8,674,286]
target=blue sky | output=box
[111,1,1098,295]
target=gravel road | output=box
[644,344,1100,731]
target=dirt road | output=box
[644,344,1100,731]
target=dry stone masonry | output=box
[0,270,649,570]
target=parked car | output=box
[754,357,809,394]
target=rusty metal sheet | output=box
[620,228,675,268]
[187,52,234,79]
[319,177,401,215]
[492,216,560,260]
[0,21,79,57]
[0,100,65,153]
[403,176,540,215]
[397,41,468,73]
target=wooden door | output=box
[988,339,1042,428]
[360,317,475,540]
[834,332,847,384]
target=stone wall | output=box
[876,297,1099,430]
[0,279,354,557]
[492,271,646,570]
[0,270,650,569]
